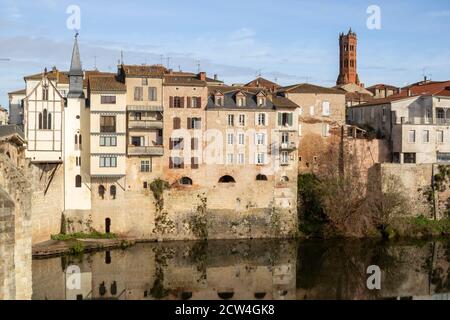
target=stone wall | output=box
[28,162,64,244]
[0,152,32,300]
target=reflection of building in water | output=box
[32,241,296,300]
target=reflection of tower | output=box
[336,28,360,86]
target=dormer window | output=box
[237,97,246,107]
[215,95,224,106]
[258,97,266,107]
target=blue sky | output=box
[1,0,450,108]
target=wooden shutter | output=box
[173,117,180,129]
[187,97,192,108]
[278,113,282,126]
[169,138,173,150]
[191,157,199,169]
[169,96,174,108]
[187,117,192,129]
[197,97,201,108]
[191,138,198,150]
[169,157,173,168]
[180,97,185,108]
[288,113,293,126]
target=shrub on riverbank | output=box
[51,231,116,241]
[385,216,450,239]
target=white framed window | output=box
[422,130,430,143]
[322,123,330,137]
[238,153,245,164]
[227,133,234,145]
[238,133,245,145]
[256,133,266,145]
[408,130,416,143]
[437,130,444,143]
[322,101,330,116]
[140,160,151,172]
[227,153,234,164]
[256,113,267,126]
[238,114,245,126]
[258,97,266,107]
[99,156,117,168]
[282,132,289,143]
[227,114,234,126]
[281,151,289,164]
[237,97,246,107]
[256,152,265,165]
[100,136,117,146]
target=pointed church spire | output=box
[68,33,84,98]
[69,32,83,76]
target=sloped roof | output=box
[164,73,207,86]
[366,83,399,91]
[8,89,26,95]
[270,96,299,109]
[244,77,280,90]
[88,75,126,92]
[277,83,345,95]
[121,64,168,77]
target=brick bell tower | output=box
[336,28,360,86]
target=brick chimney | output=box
[198,72,206,81]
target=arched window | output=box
[98,185,105,199]
[38,113,43,129]
[47,112,52,129]
[179,177,193,185]
[110,185,116,199]
[43,109,48,129]
[75,134,78,145]
[218,292,234,300]
[79,134,82,146]
[75,175,82,188]
[256,174,267,181]
[280,176,289,182]
[173,117,181,129]
[254,292,266,299]
[219,175,236,183]
[181,292,192,300]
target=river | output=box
[32,239,450,300]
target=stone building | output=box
[348,80,450,164]
[7,89,26,128]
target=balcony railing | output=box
[128,120,163,130]
[128,145,164,156]
[280,142,297,151]
[127,105,163,112]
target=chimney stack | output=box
[214,74,218,81]
[198,72,206,81]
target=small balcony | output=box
[128,145,164,156]
[128,120,163,130]
[280,142,297,151]
[127,105,163,112]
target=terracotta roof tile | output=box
[277,83,345,95]
[88,75,126,92]
[121,65,167,77]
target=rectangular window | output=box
[100,136,117,146]
[256,133,265,145]
[281,151,289,165]
[76,156,81,167]
[257,113,266,126]
[133,112,142,121]
[142,78,148,86]
[282,132,289,143]
[170,157,184,169]
[422,130,430,143]
[148,87,157,101]
[131,136,144,146]
[172,138,184,150]
[190,117,201,129]
[238,153,244,164]
[437,130,444,143]
[322,101,330,116]
[227,133,234,145]
[99,156,117,167]
[437,153,450,163]
[100,116,116,133]
[256,152,265,165]
[404,153,416,164]
[322,123,330,137]
[172,96,183,108]
[191,157,199,169]
[134,87,143,101]
[408,130,416,143]
[228,114,234,126]
[140,160,151,172]
[191,138,199,150]
[238,114,245,126]
[238,133,245,145]
[279,113,293,127]
[191,97,199,108]
[101,95,116,104]
[227,153,234,164]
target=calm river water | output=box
[32,239,450,300]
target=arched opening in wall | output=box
[99,282,106,296]
[105,218,111,234]
[218,292,234,300]
[110,185,116,199]
[280,176,289,182]
[43,109,48,129]
[254,292,266,299]
[111,281,117,295]
[47,112,52,129]
[38,112,43,129]
[75,175,82,188]
[256,174,267,181]
[5,151,11,159]
[218,175,236,183]
[179,177,193,186]
[98,185,105,199]
[180,292,192,300]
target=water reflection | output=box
[32,239,450,300]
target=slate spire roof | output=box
[69,33,83,77]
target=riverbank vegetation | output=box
[297,135,433,239]
[51,231,116,241]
